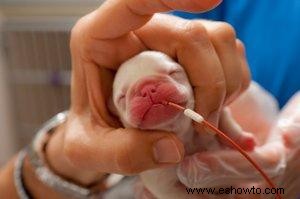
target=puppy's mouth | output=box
[139,101,186,129]
[128,81,187,129]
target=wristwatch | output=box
[15,111,124,199]
[26,111,120,199]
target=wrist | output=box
[23,154,66,199]
[24,111,111,198]
[46,121,106,186]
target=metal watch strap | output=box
[14,149,32,199]
[27,111,95,199]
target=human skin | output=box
[46,1,250,186]
[0,0,252,198]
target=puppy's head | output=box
[111,51,194,132]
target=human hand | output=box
[251,92,300,199]
[177,83,286,190]
[276,92,300,199]
[45,0,250,187]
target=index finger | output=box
[88,0,222,39]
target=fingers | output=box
[282,129,300,149]
[69,0,221,122]
[236,39,251,92]
[177,142,286,188]
[201,21,248,104]
[177,21,227,124]
[63,115,184,175]
[70,0,221,120]
[88,0,222,39]
[218,108,257,151]
[135,14,226,125]
[276,94,300,198]
[135,15,250,125]
[276,92,300,148]
[71,0,221,68]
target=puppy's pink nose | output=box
[140,84,157,98]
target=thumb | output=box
[63,124,185,175]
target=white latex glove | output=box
[275,92,300,199]
[177,83,286,188]
[257,92,300,199]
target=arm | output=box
[0,131,67,199]
[0,157,19,199]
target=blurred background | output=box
[0,0,103,166]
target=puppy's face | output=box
[112,51,194,132]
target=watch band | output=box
[14,149,32,199]
[27,111,96,199]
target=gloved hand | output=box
[276,92,300,199]
[177,83,286,189]
[257,92,300,199]
[175,91,300,199]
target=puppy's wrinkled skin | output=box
[111,51,195,145]
[110,51,257,198]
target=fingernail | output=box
[153,138,182,163]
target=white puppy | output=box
[110,51,256,198]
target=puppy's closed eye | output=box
[168,70,179,75]
[117,94,126,103]
[168,69,184,80]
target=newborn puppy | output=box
[110,51,256,198]
[111,51,195,146]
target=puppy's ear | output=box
[107,95,119,117]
